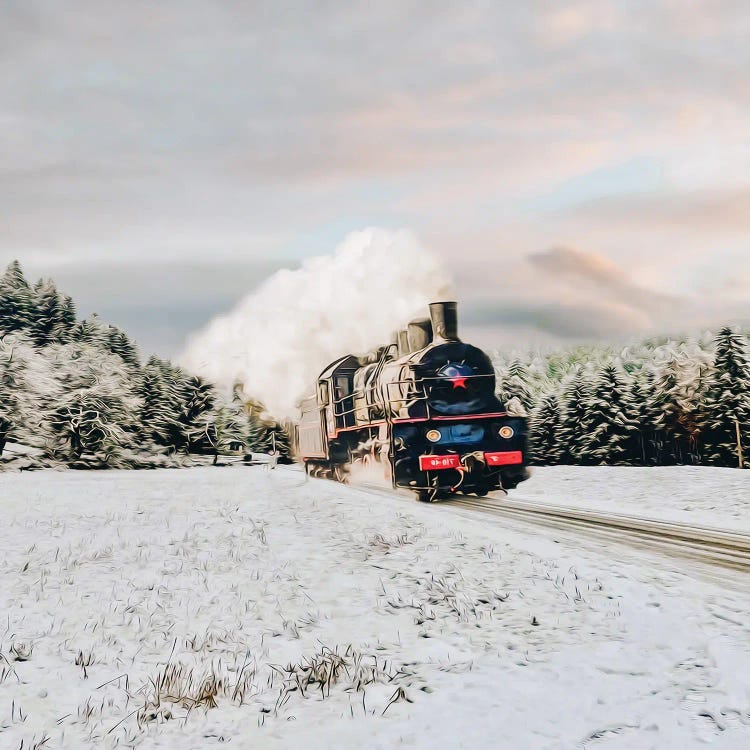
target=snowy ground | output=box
[520,466,750,532]
[1,466,750,749]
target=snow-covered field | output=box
[521,466,750,532]
[2,466,750,749]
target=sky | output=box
[2,0,750,355]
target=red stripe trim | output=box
[393,412,508,424]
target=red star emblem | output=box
[451,377,468,389]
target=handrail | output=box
[330,372,493,405]
[330,371,496,419]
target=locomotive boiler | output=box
[296,302,528,501]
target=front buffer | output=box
[391,415,528,501]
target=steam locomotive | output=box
[295,302,528,501]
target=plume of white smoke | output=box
[179,229,453,418]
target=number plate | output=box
[419,454,461,471]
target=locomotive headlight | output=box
[498,426,515,439]
[426,429,442,443]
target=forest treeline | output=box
[0,261,289,468]
[2,259,748,470]
[493,327,750,468]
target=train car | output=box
[296,302,528,501]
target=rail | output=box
[337,477,750,572]
[448,495,750,572]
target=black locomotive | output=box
[296,301,528,501]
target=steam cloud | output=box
[180,229,453,418]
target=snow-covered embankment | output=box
[1,466,749,748]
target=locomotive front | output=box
[384,303,528,499]
[296,301,529,501]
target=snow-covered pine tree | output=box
[137,357,172,448]
[144,358,191,453]
[624,371,657,465]
[0,336,26,455]
[652,356,705,465]
[245,413,267,453]
[105,325,140,368]
[71,314,107,346]
[57,295,77,340]
[197,403,248,464]
[557,371,593,464]
[266,422,292,460]
[703,327,750,467]
[44,344,139,464]
[30,279,63,347]
[0,261,33,334]
[496,359,534,413]
[529,393,562,465]
[584,365,632,465]
[180,375,217,453]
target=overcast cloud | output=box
[2,1,750,354]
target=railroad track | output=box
[449,495,750,571]
[347,478,750,572]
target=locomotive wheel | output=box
[416,490,432,503]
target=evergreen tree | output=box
[246,414,267,453]
[197,404,247,464]
[652,356,704,465]
[105,326,140,368]
[72,314,106,346]
[149,359,191,453]
[584,365,632,465]
[0,337,25,455]
[247,418,292,460]
[497,359,534,413]
[137,358,172,447]
[557,372,593,464]
[180,376,217,452]
[57,295,77,340]
[30,279,63,347]
[44,345,139,462]
[266,422,292,460]
[530,393,562,465]
[0,261,33,333]
[703,328,750,467]
[623,373,657,465]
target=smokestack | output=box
[398,330,410,356]
[407,318,433,352]
[429,301,459,341]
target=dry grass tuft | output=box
[74,649,95,679]
[14,734,51,750]
[138,662,225,726]
[268,644,400,716]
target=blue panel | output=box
[435,423,485,444]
